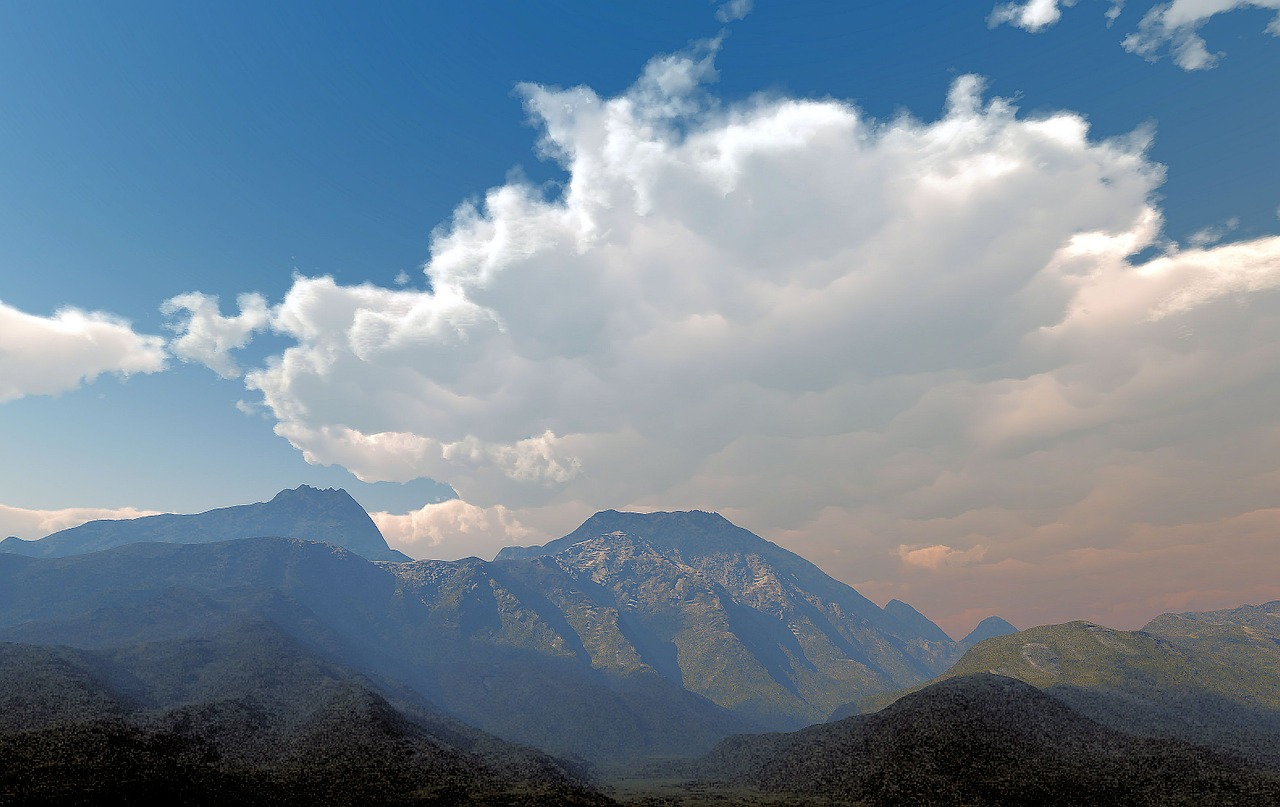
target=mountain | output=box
[0,506,967,766]
[686,674,1280,806]
[884,598,953,644]
[0,622,611,806]
[0,535,752,769]
[0,485,411,562]
[494,510,961,727]
[849,605,1280,770]
[959,614,1018,648]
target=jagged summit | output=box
[271,484,344,501]
[0,486,410,563]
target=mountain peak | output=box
[960,615,1018,648]
[498,509,765,563]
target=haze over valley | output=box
[4,488,1280,803]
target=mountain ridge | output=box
[685,673,1280,805]
[0,485,410,562]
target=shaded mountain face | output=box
[493,510,957,727]
[0,485,410,562]
[690,674,1280,806]
[0,623,611,806]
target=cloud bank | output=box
[0,504,164,540]
[0,301,166,402]
[370,499,537,560]
[168,43,1280,632]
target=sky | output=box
[2,0,1279,637]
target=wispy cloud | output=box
[989,0,1280,68]
[1124,0,1280,69]
[715,0,753,23]
[161,292,270,379]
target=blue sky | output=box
[2,0,1278,634]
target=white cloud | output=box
[1123,0,1280,69]
[0,300,166,402]
[715,0,753,23]
[370,499,541,560]
[989,0,1076,32]
[0,504,164,540]
[988,0,1279,68]
[899,543,989,570]
[241,60,1165,506]
[206,44,1280,628]
[161,292,270,379]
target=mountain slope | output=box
[689,674,1280,806]
[0,504,1024,768]
[884,598,953,643]
[0,536,751,767]
[849,608,1280,770]
[0,625,611,806]
[496,510,958,726]
[0,485,410,562]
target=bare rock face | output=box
[490,509,959,727]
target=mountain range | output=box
[3,485,1276,804]
[0,494,991,766]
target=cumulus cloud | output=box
[0,300,166,402]
[243,60,1166,503]
[0,504,163,540]
[370,499,541,560]
[899,543,989,570]
[161,292,270,378]
[989,0,1076,31]
[199,43,1280,629]
[1123,0,1280,68]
